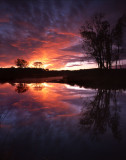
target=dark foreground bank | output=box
[0,68,126,89]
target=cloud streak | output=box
[0,0,126,69]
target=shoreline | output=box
[0,68,126,89]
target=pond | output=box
[0,82,126,160]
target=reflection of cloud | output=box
[1,82,126,159]
[0,17,10,23]
[32,83,44,91]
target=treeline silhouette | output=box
[0,68,50,82]
[15,59,43,68]
[80,13,126,69]
[1,68,126,89]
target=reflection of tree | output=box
[80,89,121,141]
[33,83,44,91]
[15,83,29,93]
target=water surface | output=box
[0,82,126,160]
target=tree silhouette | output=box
[112,14,126,68]
[33,62,43,68]
[80,89,121,141]
[15,59,28,68]
[80,13,126,69]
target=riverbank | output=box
[61,69,126,89]
[0,68,126,89]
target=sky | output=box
[0,0,126,70]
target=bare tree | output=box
[80,13,125,69]
[112,14,126,68]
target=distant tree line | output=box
[33,62,43,68]
[80,13,126,69]
[15,59,43,69]
[15,59,28,68]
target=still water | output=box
[0,82,126,160]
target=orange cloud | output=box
[27,29,81,69]
[0,25,83,69]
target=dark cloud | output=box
[51,54,93,65]
[0,0,126,68]
[61,44,83,53]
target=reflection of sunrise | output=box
[28,83,50,89]
[13,82,81,118]
[24,83,95,116]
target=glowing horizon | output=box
[0,0,125,70]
